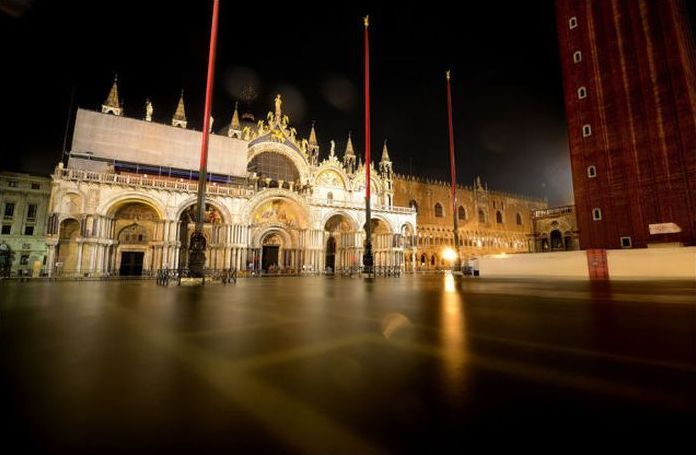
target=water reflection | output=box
[440,272,468,401]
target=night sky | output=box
[1,0,653,206]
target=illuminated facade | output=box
[0,172,51,276]
[44,79,545,276]
[394,175,546,270]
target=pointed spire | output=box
[101,74,122,116]
[381,138,391,162]
[308,121,318,146]
[172,90,187,128]
[345,131,355,157]
[231,101,240,130]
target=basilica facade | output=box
[43,80,545,276]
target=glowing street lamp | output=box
[442,247,457,263]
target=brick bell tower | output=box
[555,0,696,249]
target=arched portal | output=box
[111,202,161,275]
[249,197,307,273]
[365,218,393,268]
[324,213,356,271]
[261,232,283,272]
[177,203,225,269]
[325,237,336,271]
[56,218,80,273]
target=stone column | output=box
[76,241,84,274]
[47,243,56,277]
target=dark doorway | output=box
[325,237,336,271]
[262,246,279,272]
[120,252,144,276]
[550,229,563,250]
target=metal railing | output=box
[155,268,237,286]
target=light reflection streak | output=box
[441,272,468,400]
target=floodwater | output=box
[1,275,695,453]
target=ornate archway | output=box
[176,202,225,269]
[248,197,307,273]
[324,213,358,271]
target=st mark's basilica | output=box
[41,79,548,276]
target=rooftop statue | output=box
[274,94,282,120]
[145,99,153,122]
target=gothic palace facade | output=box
[39,80,546,276]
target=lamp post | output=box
[189,0,220,278]
[362,15,374,276]
[446,70,461,273]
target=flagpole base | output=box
[362,243,374,276]
[189,230,207,278]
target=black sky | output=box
[0,0,620,205]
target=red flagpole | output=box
[364,16,371,202]
[446,70,461,271]
[362,15,374,273]
[196,0,220,230]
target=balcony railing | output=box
[310,198,415,214]
[532,205,575,218]
[55,168,254,197]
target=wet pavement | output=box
[1,275,695,453]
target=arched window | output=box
[478,209,486,224]
[248,152,300,182]
[458,206,466,220]
[516,213,523,225]
[434,203,443,218]
[496,211,503,224]
[430,255,436,266]
[327,192,333,202]
[409,200,418,213]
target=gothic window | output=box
[573,51,582,63]
[569,17,578,29]
[577,86,587,99]
[587,165,597,178]
[496,211,503,224]
[478,209,486,224]
[516,213,523,225]
[582,124,592,137]
[409,200,418,213]
[592,208,602,221]
[458,206,466,220]
[434,203,443,218]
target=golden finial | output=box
[446,70,451,80]
[364,15,369,27]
